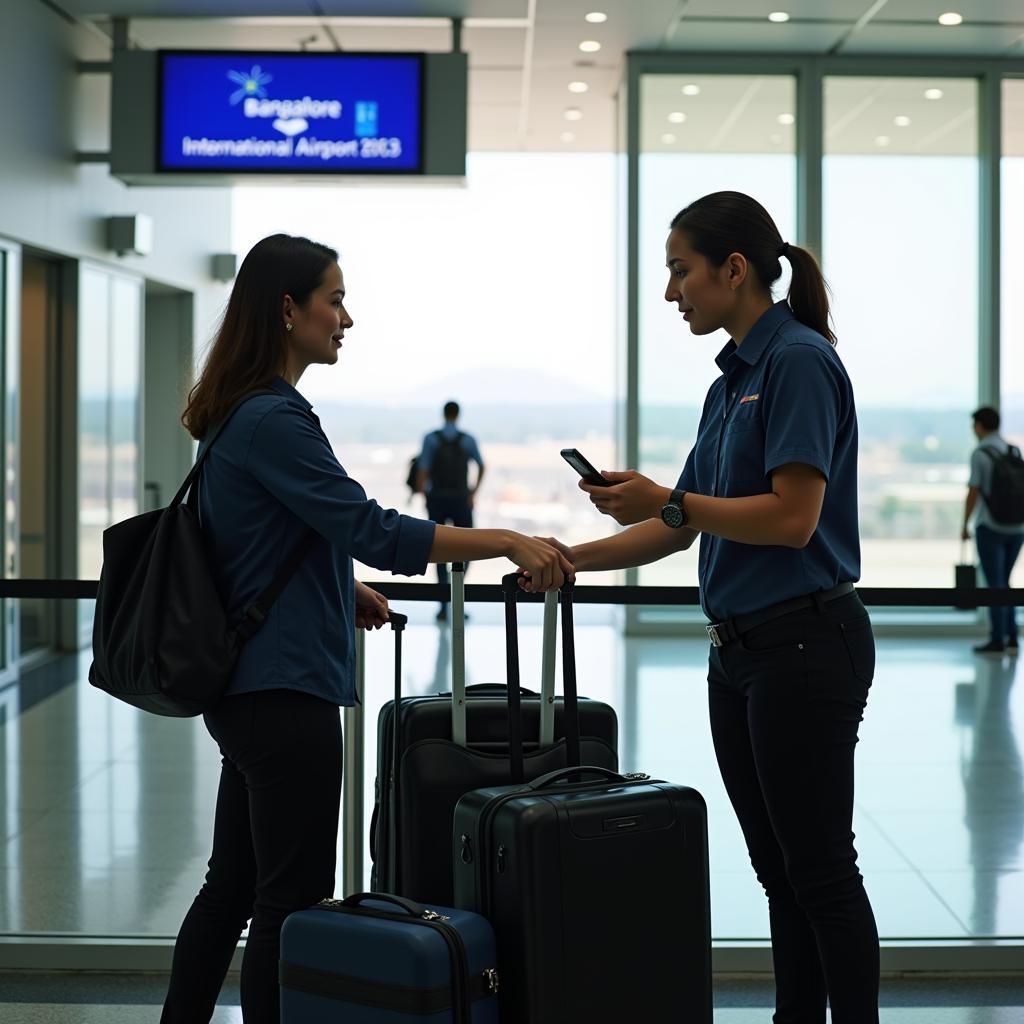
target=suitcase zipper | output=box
[316,901,480,1024]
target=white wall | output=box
[0,0,232,338]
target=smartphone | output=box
[560,448,613,487]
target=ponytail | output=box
[671,191,837,346]
[782,242,836,345]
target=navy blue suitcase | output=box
[280,892,500,1023]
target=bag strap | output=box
[172,386,320,643]
[234,528,321,642]
[170,388,279,509]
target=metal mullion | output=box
[979,70,1002,408]
[797,57,824,257]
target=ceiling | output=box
[59,0,1024,154]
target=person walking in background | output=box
[415,401,485,620]
[962,406,1024,654]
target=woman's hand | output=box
[580,470,669,526]
[354,581,389,630]
[508,534,575,592]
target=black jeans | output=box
[707,591,879,1024]
[161,689,343,1024]
[975,523,1024,642]
[427,494,474,602]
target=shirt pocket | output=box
[720,410,766,488]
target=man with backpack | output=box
[415,401,485,620]
[962,406,1024,653]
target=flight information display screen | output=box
[158,51,423,174]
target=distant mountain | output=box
[389,366,611,407]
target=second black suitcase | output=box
[452,577,713,1024]
[370,565,618,906]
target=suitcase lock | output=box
[496,845,508,874]
[484,968,500,994]
[460,835,473,864]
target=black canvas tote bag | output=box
[88,390,317,717]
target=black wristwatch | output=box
[660,488,688,529]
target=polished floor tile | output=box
[2,628,1023,948]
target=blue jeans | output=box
[427,494,473,606]
[975,524,1024,642]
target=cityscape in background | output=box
[307,386,1024,591]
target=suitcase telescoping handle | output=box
[449,564,558,749]
[388,611,409,893]
[501,572,582,784]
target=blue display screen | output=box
[159,52,423,173]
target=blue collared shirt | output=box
[677,302,861,621]
[197,377,436,706]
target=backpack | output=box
[405,455,421,495]
[981,444,1024,525]
[428,430,470,496]
[88,390,317,718]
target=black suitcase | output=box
[370,565,618,905]
[452,580,713,1024]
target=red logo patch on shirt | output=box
[739,393,760,404]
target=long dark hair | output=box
[670,191,836,345]
[182,233,339,439]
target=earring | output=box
[285,323,293,333]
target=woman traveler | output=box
[539,192,879,1023]
[160,233,572,1024]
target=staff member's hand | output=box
[354,581,389,630]
[580,470,665,526]
[509,534,575,592]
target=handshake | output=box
[510,534,575,594]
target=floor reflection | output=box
[2,624,1023,942]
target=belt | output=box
[706,582,856,649]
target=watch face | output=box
[661,503,684,528]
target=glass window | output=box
[1000,78,1024,588]
[824,76,979,589]
[78,267,142,642]
[637,74,797,588]
[231,153,619,586]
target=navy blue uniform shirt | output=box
[677,301,860,621]
[197,377,436,706]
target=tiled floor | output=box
[1,608,1023,947]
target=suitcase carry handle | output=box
[341,891,429,919]
[525,765,626,791]
[462,684,540,696]
[501,573,582,783]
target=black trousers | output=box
[161,689,343,1024]
[427,494,474,599]
[707,591,880,1024]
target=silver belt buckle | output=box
[706,624,723,648]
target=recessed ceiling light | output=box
[568,81,589,94]
[560,131,576,143]
[768,11,791,23]
[894,115,911,127]
[682,84,701,96]
[777,113,795,125]
[668,111,687,124]
[660,133,677,145]
[938,12,963,26]
[564,107,584,121]
[585,11,608,23]
[925,88,944,100]
[579,40,602,53]
[875,135,891,147]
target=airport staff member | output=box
[537,192,879,1024]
